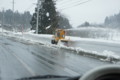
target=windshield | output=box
[0,0,120,80]
[55,32,60,37]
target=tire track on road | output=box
[0,41,36,76]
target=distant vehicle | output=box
[51,29,69,44]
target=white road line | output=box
[0,37,36,76]
[11,52,36,76]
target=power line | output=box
[2,8,5,33]
[25,3,35,11]
[57,0,84,9]
[57,0,67,3]
[58,0,83,6]
[57,0,71,4]
[59,0,92,11]
[12,0,16,32]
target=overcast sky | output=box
[0,0,120,27]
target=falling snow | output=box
[46,12,49,17]
[46,25,51,30]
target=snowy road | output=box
[0,35,116,80]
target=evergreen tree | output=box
[78,21,90,27]
[30,0,58,34]
[4,9,13,25]
[104,17,109,25]
[104,11,120,28]
[57,13,72,29]
[30,8,37,30]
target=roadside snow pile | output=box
[23,33,52,44]
[27,30,35,34]
[102,50,120,60]
[45,44,120,62]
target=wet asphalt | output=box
[0,36,117,80]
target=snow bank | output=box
[23,33,52,44]
[0,30,52,45]
[44,44,120,62]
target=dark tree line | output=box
[104,11,120,29]
[0,9,32,31]
[77,11,120,28]
[30,0,72,34]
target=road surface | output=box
[0,35,118,80]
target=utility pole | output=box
[12,0,15,32]
[36,0,40,34]
[36,0,44,34]
[2,8,5,33]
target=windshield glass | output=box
[0,0,120,80]
[57,32,60,37]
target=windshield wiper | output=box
[16,75,81,80]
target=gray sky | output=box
[0,0,120,27]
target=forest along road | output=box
[0,35,118,80]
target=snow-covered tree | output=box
[0,9,32,31]
[57,12,72,29]
[30,0,58,34]
[104,12,120,29]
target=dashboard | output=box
[80,65,120,80]
[17,65,120,80]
